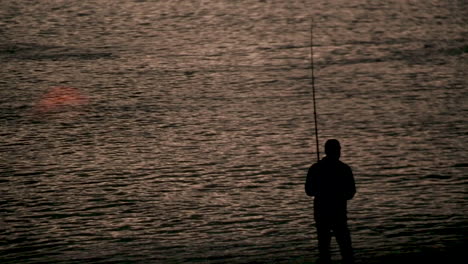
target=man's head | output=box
[325,139,341,160]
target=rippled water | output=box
[1,0,467,263]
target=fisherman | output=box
[305,139,356,264]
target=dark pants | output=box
[314,199,354,264]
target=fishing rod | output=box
[310,20,320,162]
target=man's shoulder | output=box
[338,160,353,171]
[309,162,320,170]
[310,159,352,170]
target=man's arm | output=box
[305,164,318,197]
[344,165,356,200]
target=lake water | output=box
[1,0,467,263]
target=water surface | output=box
[1,0,467,263]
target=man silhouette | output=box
[305,139,356,264]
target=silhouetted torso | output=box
[307,157,355,196]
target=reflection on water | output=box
[1,0,467,263]
[33,86,89,114]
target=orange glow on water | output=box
[35,86,88,113]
